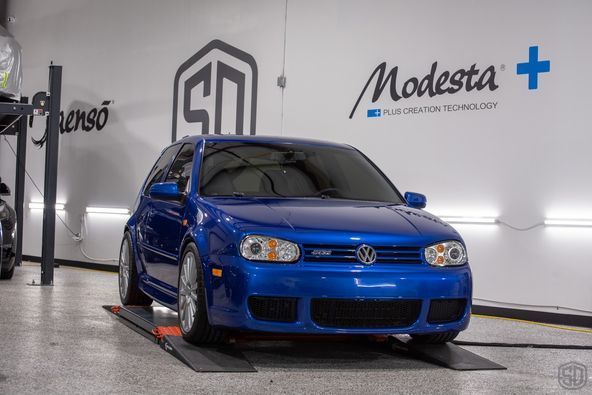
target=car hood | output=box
[202,197,459,243]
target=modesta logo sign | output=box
[172,40,258,141]
[350,45,551,119]
[349,61,499,119]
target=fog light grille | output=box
[248,296,298,323]
[427,298,467,324]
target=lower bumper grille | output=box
[248,296,298,323]
[311,298,422,328]
[427,298,467,324]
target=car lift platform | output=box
[104,305,506,373]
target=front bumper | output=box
[207,259,472,334]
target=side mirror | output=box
[405,191,426,209]
[0,182,10,196]
[149,182,182,200]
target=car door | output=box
[142,143,195,287]
[136,144,181,280]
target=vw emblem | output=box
[356,244,377,265]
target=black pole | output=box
[41,65,62,286]
[14,96,28,267]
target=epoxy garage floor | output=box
[0,264,591,394]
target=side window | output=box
[166,143,195,193]
[143,145,181,195]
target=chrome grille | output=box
[302,244,422,264]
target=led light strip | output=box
[29,202,66,211]
[438,216,498,224]
[86,207,130,215]
[435,213,592,228]
[544,218,592,227]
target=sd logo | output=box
[172,39,258,141]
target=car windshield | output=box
[199,141,404,204]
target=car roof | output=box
[174,134,353,149]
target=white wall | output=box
[282,0,592,317]
[1,0,590,317]
[1,0,287,262]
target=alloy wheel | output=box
[179,251,199,333]
[119,239,130,299]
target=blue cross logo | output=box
[516,46,550,90]
[367,108,381,118]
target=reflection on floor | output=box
[0,264,590,393]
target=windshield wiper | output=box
[232,191,245,197]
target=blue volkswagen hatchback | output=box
[119,135,472,344]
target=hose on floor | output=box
[455,313,592,350]
[453,340,592,350]
[472,314,592,334]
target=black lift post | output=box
[40,65,62,286]
[0,65,62,280]
[14,97,28,267]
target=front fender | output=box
[184,199,241,322]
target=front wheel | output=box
[119,232,152,306]
[178,243,227,345]
[410,331,459,344]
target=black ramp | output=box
[105,306,504,372]
[104,305,256,372]
[118,306,178,332]
[163,336,256,372]
[390,336,506,371]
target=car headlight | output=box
[424,241,467,266]
[240,235,300,263]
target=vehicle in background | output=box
[0,179,16,280]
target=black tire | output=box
[410,331,459,344]
[178,243,227,345]
[0,259,15,280]
[119,232,152,306]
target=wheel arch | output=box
[121,224,146,279]
[179,228,210,267]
